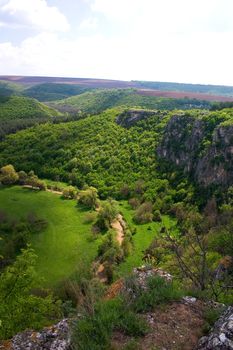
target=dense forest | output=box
[0,78,233,349]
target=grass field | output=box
[0,187,176,287]
[116,201,175,277]
[0,186,99,287]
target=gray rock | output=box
[197,307,233,349]
[11,319,70,350]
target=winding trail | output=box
[111,214,125,245]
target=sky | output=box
[0,0,233,85]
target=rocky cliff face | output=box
[116,109,161,127]
[157,113,233,187]
[195,125,233,186]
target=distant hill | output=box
[0,96,61,120]
[51,88,211,115]
[0,80,23,97]
[23,83,92,102]
[134,80,233,96]
[1,75,233,100]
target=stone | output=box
[11,319,70,350]
[197,307,233,350]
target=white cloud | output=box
[0,29,233,85]
[0,0,70,32]
[0,0,233,85]
[91,0,233,33]
[79,17,98,30]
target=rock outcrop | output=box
[197,306,233,349]
[10,319,70,350]
[116,109,161,128]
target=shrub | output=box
[72,298,148,350]
[153,209,162,222]
[0,248,61,339]
[202,306,225,335]
[62,186,76,199]
[128,197,140,209]
[78,187,98,209]
[133,202,153,224]
[130,276,183,313]
[0,164,19,185]
[95,199,118,231]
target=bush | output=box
[130,276,183,313]
[133,202,153,224]
[0,248,61,339]
[128,197,140,209]
[98,232,123,265]
[202,306,225,335]
[95,199,118,231]
[62,186,76,199]
[153,209,162,222]
[72,298,148,350]
[0,164,19,185]
[78,187,98,209]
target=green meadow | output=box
[117,201,175,277]
[0,186,99,287]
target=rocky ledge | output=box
[10,319,70,350]
[197,306,233,349]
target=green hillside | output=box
[0,80,23,97]
[1,106,233,202]
[0,95,61,120]
[23,83,92,102]
[52,88,211,115]
[0,108,169,198]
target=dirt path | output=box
[22,185,63,195]
[96,214,126,282]
[111,214,125,245]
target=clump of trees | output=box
[62,186,76,199]
[0,164,46,190]
[94,199,118,232]
[77,187,99,209]
[0,210,48,269]
[0,164,19,185]
[133,202,153,224]
[144,199,233,302]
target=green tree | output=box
[0,164,19,185]
[78,187,98,209]
[95,199,118,231]
[0,247,61,339]
[62,186,76,199]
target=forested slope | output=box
[51,88,211,115]
[0,96,61,120]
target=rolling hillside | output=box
[0,95,61,120]
[23,83,92,102]
[51,88,211,115]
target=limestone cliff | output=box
[157,112,233,187]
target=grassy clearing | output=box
[0,186,99,287]
[116,201,175,277]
